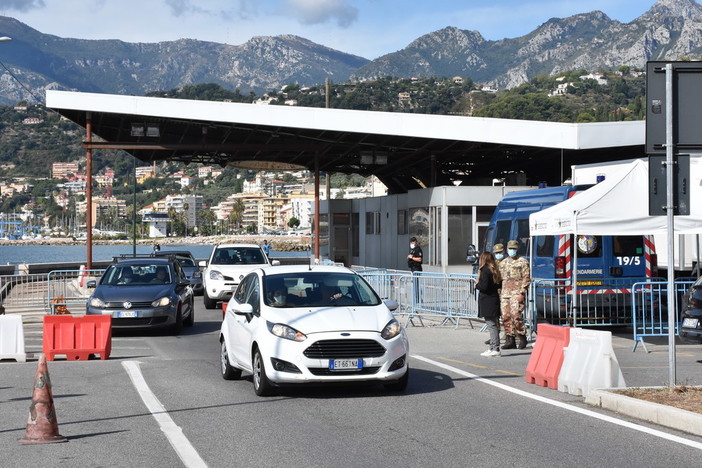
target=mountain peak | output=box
[646,0,702,19]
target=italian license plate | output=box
[683,317,699,328]
[117,311,138,318]
[329,359,362,371]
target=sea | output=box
[0,244,310,266]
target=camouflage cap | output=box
[507,240,519,249]
[493,243,504,253]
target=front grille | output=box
[308,366,381,376]
[303,339,386,359]
[105,301,153,309]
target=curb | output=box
[585,388,702,437]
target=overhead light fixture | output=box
[130,124,145,137]
[146,124,160,137]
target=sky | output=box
[2,0,661,59]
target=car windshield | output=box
[263,272,381,308]
[101,264,172,286]
[211,247,265,265]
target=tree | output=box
[197,209,217,236]
[287,217,300,229]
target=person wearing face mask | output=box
[407,237,423,272]
[493,243,505,263]
[498,240,531,350]
[483,243,505,346]
[407,236,423,304]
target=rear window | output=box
[613,236,644,256]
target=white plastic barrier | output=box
[557,327,625,397]
[0,314,27,362]
[0,315,27,362]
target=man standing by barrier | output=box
[407,237,423,304]
[499,240,530,350]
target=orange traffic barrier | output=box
[19,354,68,444]
[221,301,227,319]
[525,324,571,390]
[43,315,112,361]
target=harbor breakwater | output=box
[0,235,312,251]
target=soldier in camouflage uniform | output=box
[484,243,505,345]
[499,240,530,350]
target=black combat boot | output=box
[502,335,516,349]
[516,334,528,349]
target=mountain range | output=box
[0,0,699,105]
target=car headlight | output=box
[381,319,401,340]
[208,269,224,281]
[267,321,307,342]
[152,296,171,307]
[89,297,105,308]
[192,271,201,279]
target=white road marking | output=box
[122,361,208,468]
[412,354,702,451]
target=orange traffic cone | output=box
[19,354,68,444]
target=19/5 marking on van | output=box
[616,256,641,266]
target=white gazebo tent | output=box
[528,158,702,322]
[530,158,702,237]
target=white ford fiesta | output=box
[219,265,409,396]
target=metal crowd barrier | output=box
[357,270,479,328]
[0,273,51,312]
[47,269,105,314]
[631,279,694,352]
[530,277,654,329]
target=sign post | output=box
[664,63,676,386]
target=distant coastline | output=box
[0,235,312,251]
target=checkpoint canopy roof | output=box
[529,158,702,237]
[45,90,645,194]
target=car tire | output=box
[172,306,183,335]
[383,367,409,392]
[220,340,242,380]
[184,298,194,327]
[252,348,273,396]
[204,293,217,309]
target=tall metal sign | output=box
[646,61,698,386]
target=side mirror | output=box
[86,280,97,289]
[231,302,253,316]
[271,260,280,266]
[198,260,208,268]
[466,244,478,264]
[383,299,399,311]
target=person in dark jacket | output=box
[477,251,502,357]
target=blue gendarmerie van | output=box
[481,185,656,326]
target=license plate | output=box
[117,311,138,318]
[329,359,362,371]
[682,317,699,328]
